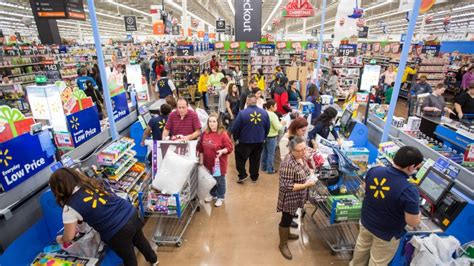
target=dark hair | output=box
[49,168,108,207]
[227,83,239,97]
[265,99,276,110]
[468,66,474,72]
[308,84,320,99]
[251,87,261,94]
[279,76,288,87]
[314,107,338,127]
[165,95,177,109]
[160,70,168,77]
[393,146,423,168]
[390,82,395,87]
[247,93,257,100]
[288,117,308,136]
[257,68,263,76]
[220,77,228,84]
[202,68,209,74]
[85,80,94,89]
[79,67,88,76]
[289,80,298,88]
[332,69,338,76]
[212,55,216,59]
[249,78,258,85]
[419,75,427,79]
[160,103,172,116]
[436,83,445,90]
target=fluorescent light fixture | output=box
[364,0,392,12]
[227,0,235,15]
[262,0,283,31]
[299,18,336,32]
[106,0,151,17]
[165,0,213,27]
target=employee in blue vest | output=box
[350,146,423,266]
[232,93,270,184]
[49,168,158,266]
[76,68,98,91]
[156,70,177,99]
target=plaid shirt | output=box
[277,153,311,215]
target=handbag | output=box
[62,222,103,258]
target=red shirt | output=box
[165,110,201,137]
[274,90,290,114]
[210,59,219,71]
[197,131,233,175]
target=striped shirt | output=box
[165,109,201,138]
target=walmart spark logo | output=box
[70,116,80,130]
[369,177,390,199]
[159,119,166,129]
[250,111,262,125]
[159,80,166,87]
[0,149,12,167]
[83,189,107,209]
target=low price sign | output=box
[112,92,130,122]
[66,106,101,147]
[338,44,357,57]
[257,44,275,56]
[176,45,194,56]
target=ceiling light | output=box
[364,0,393,12]
[165,0,213,27]
[262,0,283,31]
[299,19,336,32]
[227,0,235,15]
[106,0,151,17]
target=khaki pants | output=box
[350,224,400,266]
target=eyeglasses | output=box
[293,148,306,153]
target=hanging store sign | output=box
[216,19,226,33]
[230,42,240,49]
[282,0,315,17]
[311,29,318,37]
[66,106,101,147]
[422,45,440,56]
[358,26,369,39]
[0,131,55,192]
[360,65,381,92]
[124,16,138,32]
[246,42,254,49]
[112,92,130,122]
[257,44,276,56]
[225,25,231,35]
[176,45,194,56]
[214,42,225,49]
[338,44,357,56]
[172,25,180,35]
[234,0,262,42]
[33,0,67,19]
[66,0,86,20]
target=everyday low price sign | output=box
[0,132,55,192]
[112,92,130,122]
[338,44,357,56]
[66,106,101,147]
[257,44,275,56]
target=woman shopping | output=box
[306,84,322,123]
[49,168,158,266]
[380,65,396,92]
[279,117,309,160]
[254,68,266,91]
[198,113,233,207]
[261,100,285,174]
[208,67,225,93]
[225,83,240,130]
[198,69,210,110]
[277,136,316,260]
[233,65,244,93]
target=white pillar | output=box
[182,0,188,36]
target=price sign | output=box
[257,44,275,56]
[3,46,19,56]
[422,45,440,56]
[176,45,194,56]
[19,46,33,56]
[338,44,357,57]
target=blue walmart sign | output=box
[0,131,55,191]
[112,92,130,122]
[66,106,101,147]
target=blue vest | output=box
[361,166,417,241]
[77,76,97,90]
[232,105,270,143]
[157,78,172,99]
[68,187,134,242]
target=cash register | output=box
[417,167,467,230]
[338,109,368,147]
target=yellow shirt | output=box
[198,74,209,92]
[254,75,265,91]
[396,67,417,83]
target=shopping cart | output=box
[307,171,365,255]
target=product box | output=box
[463,144,474,167]
[327,194,362,222]
[356,92,369,103]
[343,147,370,174]
[0,105,35,143]
[391,116,405,128]
[407,116,421,131]
[298,102,315,115]
[320,95,334,105]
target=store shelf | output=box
[60,63,78,67]
[0,62,43,68]
[20,81,36,85]
[0,55,45,59]
[99,143,136,166]
[418,71,445,73]
[8,72,43,78]
[61,74,78,79]
[125,170,146,193]
[420,63,446,66]
[109,158,138,181]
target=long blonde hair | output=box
[205,112,226,134]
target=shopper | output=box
[233,65,244,93]
[288,80,302,105]
[454,83,474,119]
[156,70,177,99]
[218,78,229,121]
[49,168,158,266]
[412,75,432,95]
[274,77,292,115]
[84,80,105,120]
[77,68,97,91]
[384,82,394,104]
[308,107,342,147]
[462,66,474,91]
[254,69,266,91]
[380,65,396,92]
[208,67,224,93]
[232,93,270,183]
[141,103,172,145]
[89,66,103,92]
[198,69,210,111]
[210,55,220,71]
[422,84,454,117]
[343,86,358,118]
[239,78,258,111]
[165,95,177,110]
[155,60,165,80]
[251,87,266,109]
[279,117,309,160]
[350,146,423,266]
[326,70,340,98]
[225,83,240,130]
[198,113,233,207]
[261,100,285,174]
[398,63,418,89]
[277,136,316,260]
[140,57,151,85]
[306,84,322,123]
[163,98,201,140]
[149,55,157,85]
[185,65,197,104]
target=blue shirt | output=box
[361,166,420,241]
[157,77,173,99]
[308,121,338,142]
[148,115,168,141]
[77,76,98,90]
[68,187,135,242]
[232,105,270,143]
[306,95,322,121]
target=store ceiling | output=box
[0,0,472,39]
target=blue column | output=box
[314,0,327,89]
[380,0,422,143]
[86,0,118,140]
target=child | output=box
[385,82,395,104]
[198,113,233,207]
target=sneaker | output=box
[237,177,249,184]
[252,179,258,183]
[204,196,216,203]
[215,199,224,207]
[151,260,159,265]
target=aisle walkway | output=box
[137,152,350,266]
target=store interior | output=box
[0,0,473,265]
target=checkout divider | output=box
[0,108,139,264]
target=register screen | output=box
[419,169,451,203]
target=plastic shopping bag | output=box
[212,157,221,177]
[62,223,103,258]
[153,149,196,194]
[197,165,217,202]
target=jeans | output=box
[210,175,226,199]
[261,136,278,173]
[202,91,209,110]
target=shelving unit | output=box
[107,156,138,181]
[278,50,304,67]
[0,83,30,115]
[98,143,136,166]
[219,50,250,77]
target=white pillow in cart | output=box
[152,150,195,194]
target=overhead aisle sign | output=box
[124,16,138,31]
[33,0,67,18]
[234,0,262,41]
[66,0,86,20]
